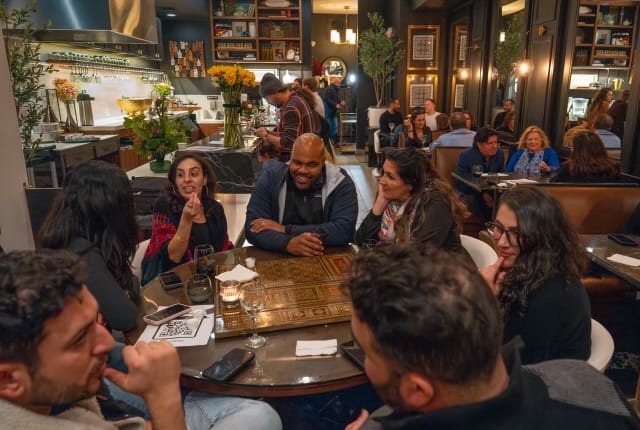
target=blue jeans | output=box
[325,105,339,143]
[184,391,282,430]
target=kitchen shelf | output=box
[210,0,302,63]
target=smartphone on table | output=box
[143,303,191,325]
[202,348,255,382]
[160,271,183,291]
[608,233,638,247]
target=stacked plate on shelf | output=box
[264,0,291,7]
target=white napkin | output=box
[481,173,509,177]
[606,253,640,267]
[215,264,259,283]
[295,339,338,356]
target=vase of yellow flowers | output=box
[207,64,256,148]
[54,78,79,132]
[124,82,187,173]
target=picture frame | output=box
[595,29,611,45]
[232,21,247,37]
[452,22,469,70]
[406,74,438,112]
[454,83,465,109]
[407,25,440,70]
[271,41,286,61]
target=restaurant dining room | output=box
[1,0,640,428]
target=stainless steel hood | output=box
[3,0,158,44]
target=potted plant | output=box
[1,0,53,162]
[358,12,404,109]
[124,82,188,173]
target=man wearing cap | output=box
[255,73,319,162]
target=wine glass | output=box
[194,244,215,277]
[239,280,267,348]
[187,274,213,304]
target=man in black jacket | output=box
[322,76,345,145]
[345,245,640,430]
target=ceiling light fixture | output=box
[331,6,357,45]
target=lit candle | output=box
[220,280,240,308]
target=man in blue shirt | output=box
[592,113,621,149]
[430,112,476,151]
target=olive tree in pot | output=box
[1,0,53,162]
[358,12,404,126]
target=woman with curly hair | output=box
[356,147,469,253]
[552,130,621,182]
[506,125,560,175]
[481,187,591,364]
[142,152,233,284]
[38,160,139,332]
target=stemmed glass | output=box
[239,279,267,348]
[194,244,215,277]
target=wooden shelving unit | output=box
[210,0,302,63]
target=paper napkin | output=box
[215,264,259,283]
[606,253,640,267]
[295,339,338,356]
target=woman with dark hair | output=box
[481,187,591,364]
[142,152,233,284]
[399,107,432,148]
[38,160,138,332]
[586,87,613,127]
[356,147,469,252]
[552,130,621,182]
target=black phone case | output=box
[340,340,365,369]
[202,348,255,382]
[608,233,638,247]
[160,272,183,291]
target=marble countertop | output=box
[52,134,119,152]
[80,111,190,132]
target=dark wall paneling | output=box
[533,0,557,23]
[310,14,358,79]
[521,37,553,130]
[468,0,491,128]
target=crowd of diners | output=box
[0,72,638,429]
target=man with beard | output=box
[344,245,640,430]
[255,73,319,162]
[245,133,357,256]
[0,250,282,430]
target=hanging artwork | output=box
[406,74,438,112]
[169,40,206,78]
[407,25,440,70]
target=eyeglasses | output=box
[485,221,520,246]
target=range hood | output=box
[3,0,157,44]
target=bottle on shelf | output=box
[294,47,300,62]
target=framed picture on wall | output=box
[454,84,465,109]
[406,74,438,112]
[407,25,440,70]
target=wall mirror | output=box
[490,0,526,139]
[322,56,347,78]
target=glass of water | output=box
[187,274,213,304]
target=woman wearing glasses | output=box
[356,147,469,253]
[481,187,591,364]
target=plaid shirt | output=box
[277,94,319,160]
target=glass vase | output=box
[223,102,242,148]
[64,101,79,132]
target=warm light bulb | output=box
[346,29,356,44]
[499,31,506,42]
[516,59,532,76]
[457,67,471,80]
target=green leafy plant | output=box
[358,12,404,107]
[494,13,522,90]
[124,82,188,158]
[1,0,53,161]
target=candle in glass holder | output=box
[220,280,240,309]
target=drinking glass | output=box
[219,280,240,309]
[389,122,396,132]
[188,274,213,304]
[472,164,483,176]
[194,244,215,277]
[239,280,267,348]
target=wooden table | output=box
[139,246,366,397]
[582,234,640,290]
